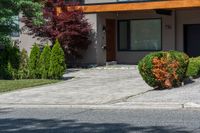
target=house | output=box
[12,14,49,53]
[17,0,200,65]
[74,0,200,65]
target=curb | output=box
[0,103,183,109]
[183,102,200,109]
[0,102,200,110]
[0,104,182,110]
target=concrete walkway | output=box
[0,65,153,105]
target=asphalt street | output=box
[0,108,199,133]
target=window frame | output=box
[81,0,160,5]
[11,15,20,38]
[65,0,84,4]
[117,0,152,2]
[117,18,162,52]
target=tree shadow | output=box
[66,69,80,74]
[151,77,195,91]
[0,118,192,133]
[0,108,12,114]
[62,76,75,81]
[183,78,195,86]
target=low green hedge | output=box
[186,57,200,78]
[138,51,189,89]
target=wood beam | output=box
[76,0,200,13]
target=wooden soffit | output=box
[76,0,200,13]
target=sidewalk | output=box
[0,65,200,109]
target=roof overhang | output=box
[76,0,200,13]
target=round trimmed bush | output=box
[186,57,200,78]
[138,51,189,89]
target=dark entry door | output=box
[184,24,200,57]
[106,19,116,61]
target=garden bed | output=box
[0,79,60,93]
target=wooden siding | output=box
[75,0,200,13]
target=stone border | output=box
[1,102,200,110]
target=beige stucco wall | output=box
[96,13,117,65]
[16,14,98,65]
[79,13,98,65]
[13,25,38,54]
[176,8,200,52]
[95,10,176,64]
[81,9,200,65]
[80,13,116,65]
[15,15,49,54]
[17,8,200,65]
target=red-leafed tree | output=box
[23,0,92,59]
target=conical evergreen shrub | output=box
[18,48,29,79]
[0,44,20,79]
[28,44,41,79]
[39,44,51,79]
[49,39,66,79]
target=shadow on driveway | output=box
[62,76,75,81]
[0,118,191,133]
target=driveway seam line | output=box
[104,90,154,104]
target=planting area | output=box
[0,79,60,93]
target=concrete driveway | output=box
[0,65,153,105]
[127,78,200,105]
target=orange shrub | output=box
[152,56,179,88]
[138,51,189,89]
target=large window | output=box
[118,21,129,50]
[118,0,154,2]
[65,0,84,4]
[118,19,161,51]
[11,16,20,37]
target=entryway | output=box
[184,24,200,57]
[106,19,116,62]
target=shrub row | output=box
[0,39,66,80]
[186,57,200,78]
[0,44,20,79]
[29,40,66,79]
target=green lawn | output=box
[0,79,61,93]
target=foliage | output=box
[28,44,41,79]
[0,0,44,79]
[39,44,51,79]
[24,0,92,59]
[0,0,43,44]
[0,0,19,44]
[138,51,189,89]
[18,48,29,79]
[0,41,66,80]
[49,40,66,79]
[7,62,18,79]
[7,45,20,70]
[186,57,200,78]
[19,0,44,26]
[0,43,20,79]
